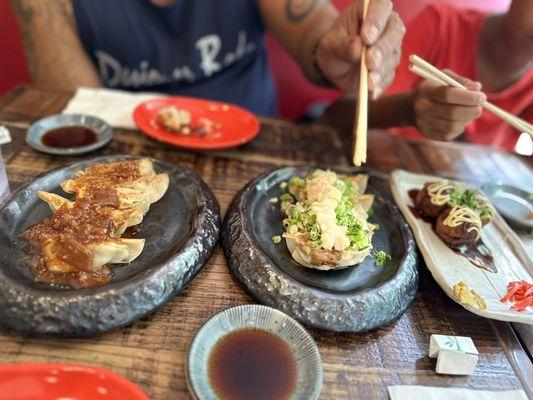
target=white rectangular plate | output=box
[390,170,532,324]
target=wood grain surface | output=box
[0,87,531,400]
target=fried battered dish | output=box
[415,181,453,218]
[24,159,169,288]
[413,180,493,248]
[279,170,375,270]
[435,206,481,247]
[157,106,192,134]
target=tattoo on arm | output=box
[10,0,37,75]
[10,0,78,80]
[285,0,326,22]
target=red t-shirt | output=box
[386,4,533,152]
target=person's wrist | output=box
[405,91,418,127]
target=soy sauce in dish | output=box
[208,328,297,400]
[41,126,97,148]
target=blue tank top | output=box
[72,0,277,116]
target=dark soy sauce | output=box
[407,189,496,272]
[208,328,297,400]
[42,126,97,148]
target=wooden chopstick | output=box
[409,55,533,137]
[353,0,370,166]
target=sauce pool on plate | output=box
[41,126,98,148]
[208,328,297,400]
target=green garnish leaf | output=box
[272,236,281,244]
[334,177,371,251]
[279,193,294,203]
[288,176,305,188]
[373,250,391,266]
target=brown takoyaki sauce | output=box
[408,189,496,272]
[454,239,496,273]
[408,189,419,201]
[408,190,434,222]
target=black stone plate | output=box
[0,155,220,336]
[222,167,418,332]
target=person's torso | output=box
[72,0,277,116]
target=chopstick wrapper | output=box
[62,87,160,129]
[429,334,478,375]
[388,386,528,400]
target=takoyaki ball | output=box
[415,183,450,219]
[435,208,479,248]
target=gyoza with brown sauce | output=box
[24,159,169,288]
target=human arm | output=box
[323,71,485,140]
[10,0,101,91]
[257,0,405,95]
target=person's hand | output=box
[413,70,486,141]
[315,0,404,96]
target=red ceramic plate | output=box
[133,97,260,150]
[0,363,149,400]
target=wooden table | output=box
[0,86,532,400]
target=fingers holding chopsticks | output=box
[422,70,486,106]
[358,0,393,44]
[357,0,405,97]
[366,11,404,96]
[413,70,486,141]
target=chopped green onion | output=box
[279,193,294,203]
[279,181,288,192]
[373,250,391,266]
[288,224,298,234]
[272,236,281,244]
[288,176,305,188]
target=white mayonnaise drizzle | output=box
[427,180,454,206]
[442,206,482,240]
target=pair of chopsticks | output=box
[409,55,533,137]
[353,48,533,166]
[353,0,370,167]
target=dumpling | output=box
[37,191,144,235]
[60,159,169,214]
[41,236,144,273]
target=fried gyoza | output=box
[24,158,168,288]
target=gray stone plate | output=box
[0,155,220,336]
[222,167,418,332]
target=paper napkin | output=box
[62,87,160,129]
[388,386,528,400]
